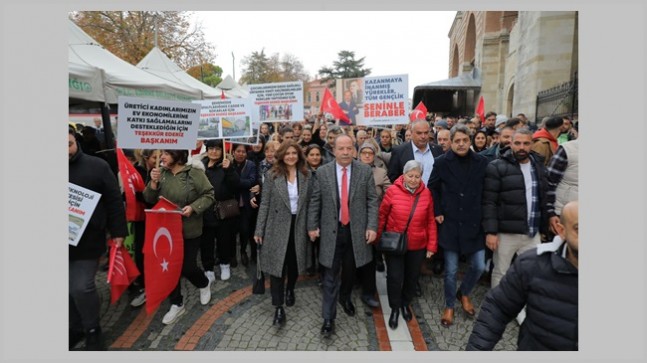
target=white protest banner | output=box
[117,96,201,149]
[337,74,408,126]
[193,98,253,140]
[249,81,304,122]
[227,124,261,146]
[69,183,102,246]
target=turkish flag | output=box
[107,240,140,304]
[409,101,428,122]
[320,88,351,124]
[116,148,146,221]
[221,89,226,99]
[143,199,184,314]
[475,95,485,126]
[152,196,181,212]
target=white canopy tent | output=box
[69,60,107,103]
[217,75,250,99]
[68,19,203,104]
[137,47,223,99]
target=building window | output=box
[308,93,311,103]
[316,92,320,102]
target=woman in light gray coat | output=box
[254,141,312,327]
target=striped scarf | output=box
[528,162,540,237]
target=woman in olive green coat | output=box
[144,149,215,325]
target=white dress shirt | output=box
[412,142,435,185]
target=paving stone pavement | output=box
[74,258,518,351]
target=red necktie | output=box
[341,167,350,225]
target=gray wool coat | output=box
[307,159,378,269]
[254,169,312,278]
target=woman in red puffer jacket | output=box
[377,160,437,330]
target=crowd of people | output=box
[69,110,579,350]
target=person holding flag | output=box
[69,127,128,350]
[144,149,215,325]
[115,148,148,308]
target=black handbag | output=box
[214,199,240,220]
[376,194,421,255]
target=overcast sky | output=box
[191,11,457,97]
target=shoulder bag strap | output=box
[402,194,421,234]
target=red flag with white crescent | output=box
[116,148,146,221]
[409,101,428,122]
[320,88,351,124]
[475,95,485,126]
[108,240,140,304]
[143,200,184,314]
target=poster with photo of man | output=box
[333,74,408,126]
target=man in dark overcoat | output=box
[428,124,489,327]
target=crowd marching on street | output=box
[69,110,579,351]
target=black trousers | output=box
[169,237,209,306]
[201,221,237,268]
[322,223,355,320]
[233,205,254,259]
[384,249,426,308]
[248,207,259,259]
[133,220,145,288]
[69,259,100,332]
[270,216,298,306]
[356,248,377,298]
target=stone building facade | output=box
[446,11,578,121]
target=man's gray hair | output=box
[403,160,423,175]
[449,124,471,141]
[333,133,353,147]
[410,119,430,131]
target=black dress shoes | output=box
[240,252,249,267]
[321,319,334,337]
[388,309,399,330]
[339,299,356,316]
[401,305,413,322]
[285,290,295,307]
[273,306,286,326]
[361,295,380,308]
[84,327,106,351]
[69,329,85,350]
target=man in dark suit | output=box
[428,124,489,327]
[387,120,443,184]
[387,119,445,278]
[308,134,379,338]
